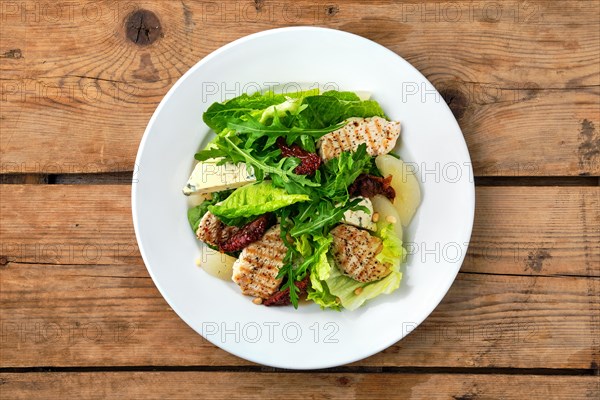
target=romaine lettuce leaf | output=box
[303,235,340,310]
[325,262,402,311]
[259,97,307,124]
[208,181,310,219]
[300,236,333,291]
[203,89,318,133]
[307,280,340,310]
[322,91,362,101]
[298,90,387,129]
[375,222,405,267]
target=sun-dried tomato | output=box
[276,137,321,175]
[263,274,311,306]
[348,174,396,201]
[219,214,272,253]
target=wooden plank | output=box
[0,185,141,266]
[1,262,597,368]
[1,185,597,277]
[1,186,598,368]
[0,372,598,400]
[1,1,599,175]
[465,186,600,277]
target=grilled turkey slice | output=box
[232,225,287,299]
[330,224,391,283]
[196,211,237,248]
[317,117,401,161]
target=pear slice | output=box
[199,248,236,280]
[375,155,421,227]
[371,195,403,241]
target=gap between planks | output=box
[0,173,599,186]
[0,366,597,376]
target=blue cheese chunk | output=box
[183,158,256,195]
[342,197,376,231]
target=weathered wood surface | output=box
[1,1,599,397]
[1,1,599,175]
[1,185,598,368]
[0,372,598,400]
[2,261,598,369]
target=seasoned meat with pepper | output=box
[317,117,401,161]
[231,225,287,299]
[330,224,391,283]
[196,212,238,248]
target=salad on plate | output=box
[184,89,420,310]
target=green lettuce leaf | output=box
[322,91,362,101]
[208,181,310,219]
[307,281,340,310]
[203,89,318,133]
[288,198,362,238]
[186,190,234,233]
[320,144,373,203]
[298,90,387,129]
[296,234,340,310]
[375,222,405,267]
[187,205,206,233]
[325,263,402,311]
[258,96,307,124]
[322,222,405,311]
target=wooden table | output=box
[1,1,599,398]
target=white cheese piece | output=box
[183,158,256,195]
[342,197,376,231]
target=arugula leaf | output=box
[193,146,228,162]
[222,136,320,188]
[276,210,302,308]
[319,144,373,203]
[289,200,350,237]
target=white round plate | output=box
[132,27,475,369]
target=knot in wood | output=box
[125,10,162,46]
[439,87,468,120]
